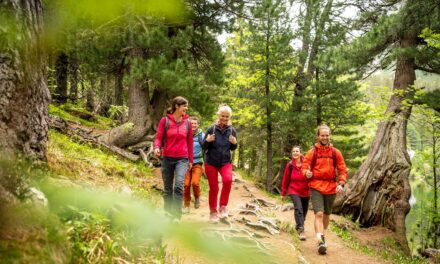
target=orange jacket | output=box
[301,143,347,195]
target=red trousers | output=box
[204,163,233,213]
[183,164,203,207]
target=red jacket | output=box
[281,157,310,197]
[154,114,194,163]
[301,143,347,195]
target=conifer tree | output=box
[331,0,440,252]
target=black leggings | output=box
[290,194,310,231]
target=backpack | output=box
[161,116,190,147]
[310,145,338,181]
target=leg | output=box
[301,196,310,222]
[290,194,305,231]
[205,163,219,213]
[183,168,192,207]
[172,158,189,219]
[191,164,203,199]
[314,211,325,234]
[310,189,325,236]
[218,163,233,207]
[322,193,336,232]
[161,157,175,215]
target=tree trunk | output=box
[114,57,125,106]
[54,51,68,103]
[86,78,95,112]
[265,13,273,191]
[333,30,418,254]
[69,55,78,102]
[99,48,152,148]
[0,0,49,160]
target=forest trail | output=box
[161,170,387,264]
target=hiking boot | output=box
[318,235,327,255]
[182,207,190,214]
[194,198,200,209]
[210,212,219,224]
[219,206,228,219]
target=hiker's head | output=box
[189,116,200,132]
[216,104,232,127]
[316,125,331,146]
[291,146,301,160]
[169,96,188,115]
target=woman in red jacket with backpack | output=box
[281,146,310,241]
[154,96,194,220]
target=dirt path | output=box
[172,171,387,264]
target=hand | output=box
[229,135,237,144]
[281,196,286,201]
[336,184,344,193]
[154,148,161,157]
[188,163,193,170]
[206,133,216,142]
[305,170,313,179]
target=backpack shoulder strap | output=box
[311,145,318,170]
[162,116,170,147]
[332,147,337,168]
[198,132,203,145]
[288,161,293,177]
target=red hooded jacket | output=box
[154,114,194,163]
[281,157,310,197]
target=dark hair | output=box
[291,146,301,152]
[167,96,188,114]
[316,124,331,136]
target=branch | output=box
[415,65,440,75]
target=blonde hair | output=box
[216,104,232,117]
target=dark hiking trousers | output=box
[290,194,310,231]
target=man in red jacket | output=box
[302,125,347,255]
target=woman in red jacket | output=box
[154,96,194,220]
[281,146,310,241]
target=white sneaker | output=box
[210,212,219,223]
[182,207,190,214]
[219,206,228,219]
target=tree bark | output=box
[99,48,152,148]
[0,0,49,160]
[333,30,417,254]
[69,54,78,102]
[265,12,273,191]
[54,51,68,103]
[114,57,125,106]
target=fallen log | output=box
[48,115,140,162]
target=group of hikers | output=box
[153,96,348,255]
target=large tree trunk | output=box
[333,30,417,254]
[99,48,152,148]
[0,0,49,160]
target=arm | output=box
[281,163,290,197]
[153,117,166,150]
[336,150,348,185]
[301,149,314,178]
[230,128,238,150]
[202,126,214,150]
[187,122,194,164]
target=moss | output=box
[49,104,113,129]
[47,130,157,202]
